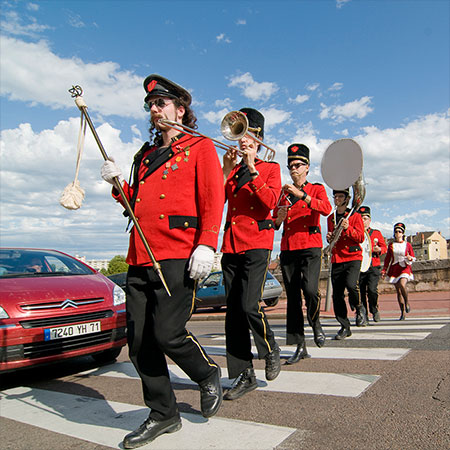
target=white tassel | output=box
[60,180,85,210]
[60,110,86,210]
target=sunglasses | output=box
[144,98,172,112]
[288,162,308,170]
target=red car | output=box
[0,248,127,372]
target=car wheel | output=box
[92,347,123,364]
[263,297,279,307]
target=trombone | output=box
[158,110,276,161]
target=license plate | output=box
[44,321,101,341]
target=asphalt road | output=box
[1,314,449,450]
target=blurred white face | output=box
[288,159,309,181]
[333,193,347,207]
[362,215,371,230]
[238,133,259,155]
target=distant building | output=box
[408,231,448,261]
[75,255,109,271]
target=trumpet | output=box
[158,110,276,161]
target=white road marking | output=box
[80,362,379,398]
[0,387,296,450]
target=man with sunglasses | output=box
[221,108,282,400]
[101,75,224,448]
[326,189,366,340]
[273,144,332,364]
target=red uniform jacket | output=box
[113,134,224,266]
[273,182,332,251]
[221,159,281,254]
[327,209,365,263]
[367,228,387,267]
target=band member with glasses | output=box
[221,108,282,400]
[326,189,366,339]
[357,206,387,322]
[273,144,331,364]
[381,222,415,320]
[101,75,224,448]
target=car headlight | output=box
[113,285,126,306]
[0,306,10,319]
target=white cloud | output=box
[0,36,144,118]
[306,83,319,92]
[328,82,343,91]
[320,96,373,122]
[216,33,231,43]
[202,108,230,124]
[290,94,310,104]
[0,118,141,259]
[228,72,278,101]
[336,0,351,9]
[260,108,291,129]
[0,10,50,37]
[215,98,233,108]
[236,19,246,25]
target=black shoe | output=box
[265,343,281,381]
[356,306,368,327]
[399,313,405,320]
[405,303,411,313]
[286,342,311,365]
[123,415,182,449]
[223,367,257,401]
[199,366,223,418]
[334,327,352,340]
[373,311,381,322]
[312,324,326,348]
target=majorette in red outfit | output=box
[382,227,415,284]
[381,222,415,320]
[221,108,282,400]
[273,143,332,364]
[101,74,224,448]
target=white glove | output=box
[188,245,215,280]
[101,158,124,185]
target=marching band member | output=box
[357,206,387,322]
[273,144,331,364]
[326,189,366,339]
[101,74,224,448]
[221,108,282,400]
[381,222,415,320]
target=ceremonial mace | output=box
[68,85,171,296]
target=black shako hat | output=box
[358,206,371,217]
[143,74,192,106]
[287,143,310,164]
[394,222,406,233]
[239,108,264,139]
[333,188,350,197]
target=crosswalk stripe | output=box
[80,361,379,398]
[200,345,409,360]
[0,386,296,450]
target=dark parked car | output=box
[194,271,283,312]
[0,248,127,372]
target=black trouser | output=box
[126,260,218,421]
[331,260,361,329]
[280,248,322,344]
[359,265,381,315]
[222,249,277,379]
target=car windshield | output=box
[0,249,94,278]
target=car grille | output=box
[19,310,115,329]
[21,298,104,311]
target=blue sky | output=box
[1,0,449,260]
